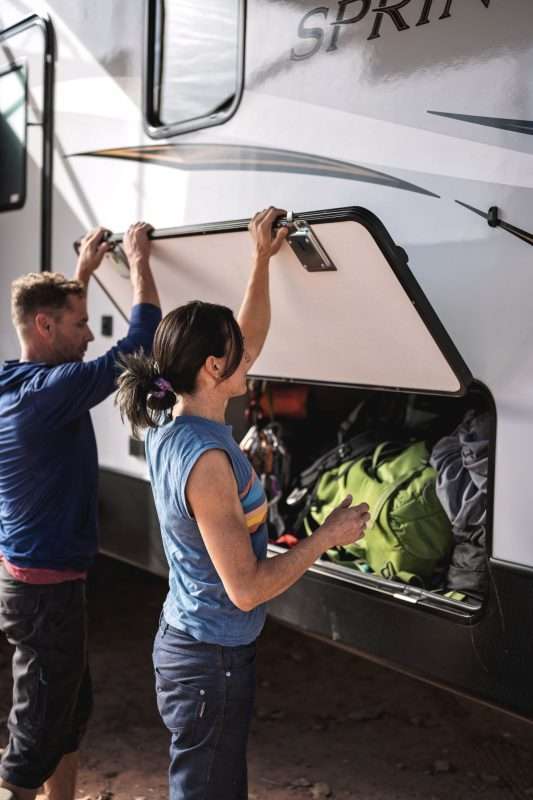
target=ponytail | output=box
[116,300,244,438]
[116,349,177,438]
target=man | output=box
[0,223,161,800]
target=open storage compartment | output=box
[231,377,494,623]
[95,206,493,622]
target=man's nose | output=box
[87,327,95,343]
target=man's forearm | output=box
[237,254,270,362]
[74,264,91,290]
[73,226,112,289]
[130,258,161,308]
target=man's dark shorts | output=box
[0,565,93,790]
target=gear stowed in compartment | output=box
[240,382,491,601]
[239,381,294,539]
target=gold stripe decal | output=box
[68,143,439,198]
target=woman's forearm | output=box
[240,528,334,611]
[240,207,288,364]
[237,253,271,363]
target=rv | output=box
[1,0,533,718]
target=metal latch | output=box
[392,588,421,605]
[73,231,130,278]
[107,243,130,278]
[286,486,308,507]
[279,214,337,273]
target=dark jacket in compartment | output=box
[430,411,490,599]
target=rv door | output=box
[95,207,472,396]
[0,14,55,358]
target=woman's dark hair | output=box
[116,301,244,437]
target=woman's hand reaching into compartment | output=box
[319,495,370,550]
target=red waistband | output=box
[0,555,87,584]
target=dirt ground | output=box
[1,557,533,800]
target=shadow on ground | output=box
[0,556,532,800]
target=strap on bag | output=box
[295,433,381,533]
[365,441,429,527]
[367,441,407,479]
[369,466,428,530]
[299,431,380,491]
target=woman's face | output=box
[219,341,251,399]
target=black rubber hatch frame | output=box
[95,207,502,628]
[99,205,473,397]
[143,0,246,139]
[0,61,27,213]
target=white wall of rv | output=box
[1,0,533,566]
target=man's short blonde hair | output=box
[11,272,86,327]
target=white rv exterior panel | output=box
[1,0,533,574]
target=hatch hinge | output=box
[280,215,337,273]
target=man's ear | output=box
[34,312,55,341]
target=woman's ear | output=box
[204,355,222,381]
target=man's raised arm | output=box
[123,222,160,309]
[75,226,113,289]
[30,222,163,428]
[74,222,161,310]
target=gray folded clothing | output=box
[431,411,490,599]
[430,410,490,531]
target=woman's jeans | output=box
[153,616,257,800]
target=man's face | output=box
[48,295,94,363]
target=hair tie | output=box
[151,377,173,398]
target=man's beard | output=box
[54,341,86,363]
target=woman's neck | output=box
[173,393,228,424]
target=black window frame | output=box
[143,0,246,139]
[0,60,28,213]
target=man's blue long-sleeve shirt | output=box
[0,303,161,571]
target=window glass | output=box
[0,63,27,212]
[148,0,242,134]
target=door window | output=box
[145,0,244,138]
[0,63,27,212]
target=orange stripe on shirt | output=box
[245,500,268,533]
[239,472,254,499]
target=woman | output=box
[116,207,370,800]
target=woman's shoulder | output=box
[173,415,229,445]
[147,416,252,484]
[152,416,234,458]
[179,418,254,483]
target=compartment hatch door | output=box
[95,207,471,394]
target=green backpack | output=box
[305,441,452,587]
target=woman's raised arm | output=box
[237,206,289,367]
